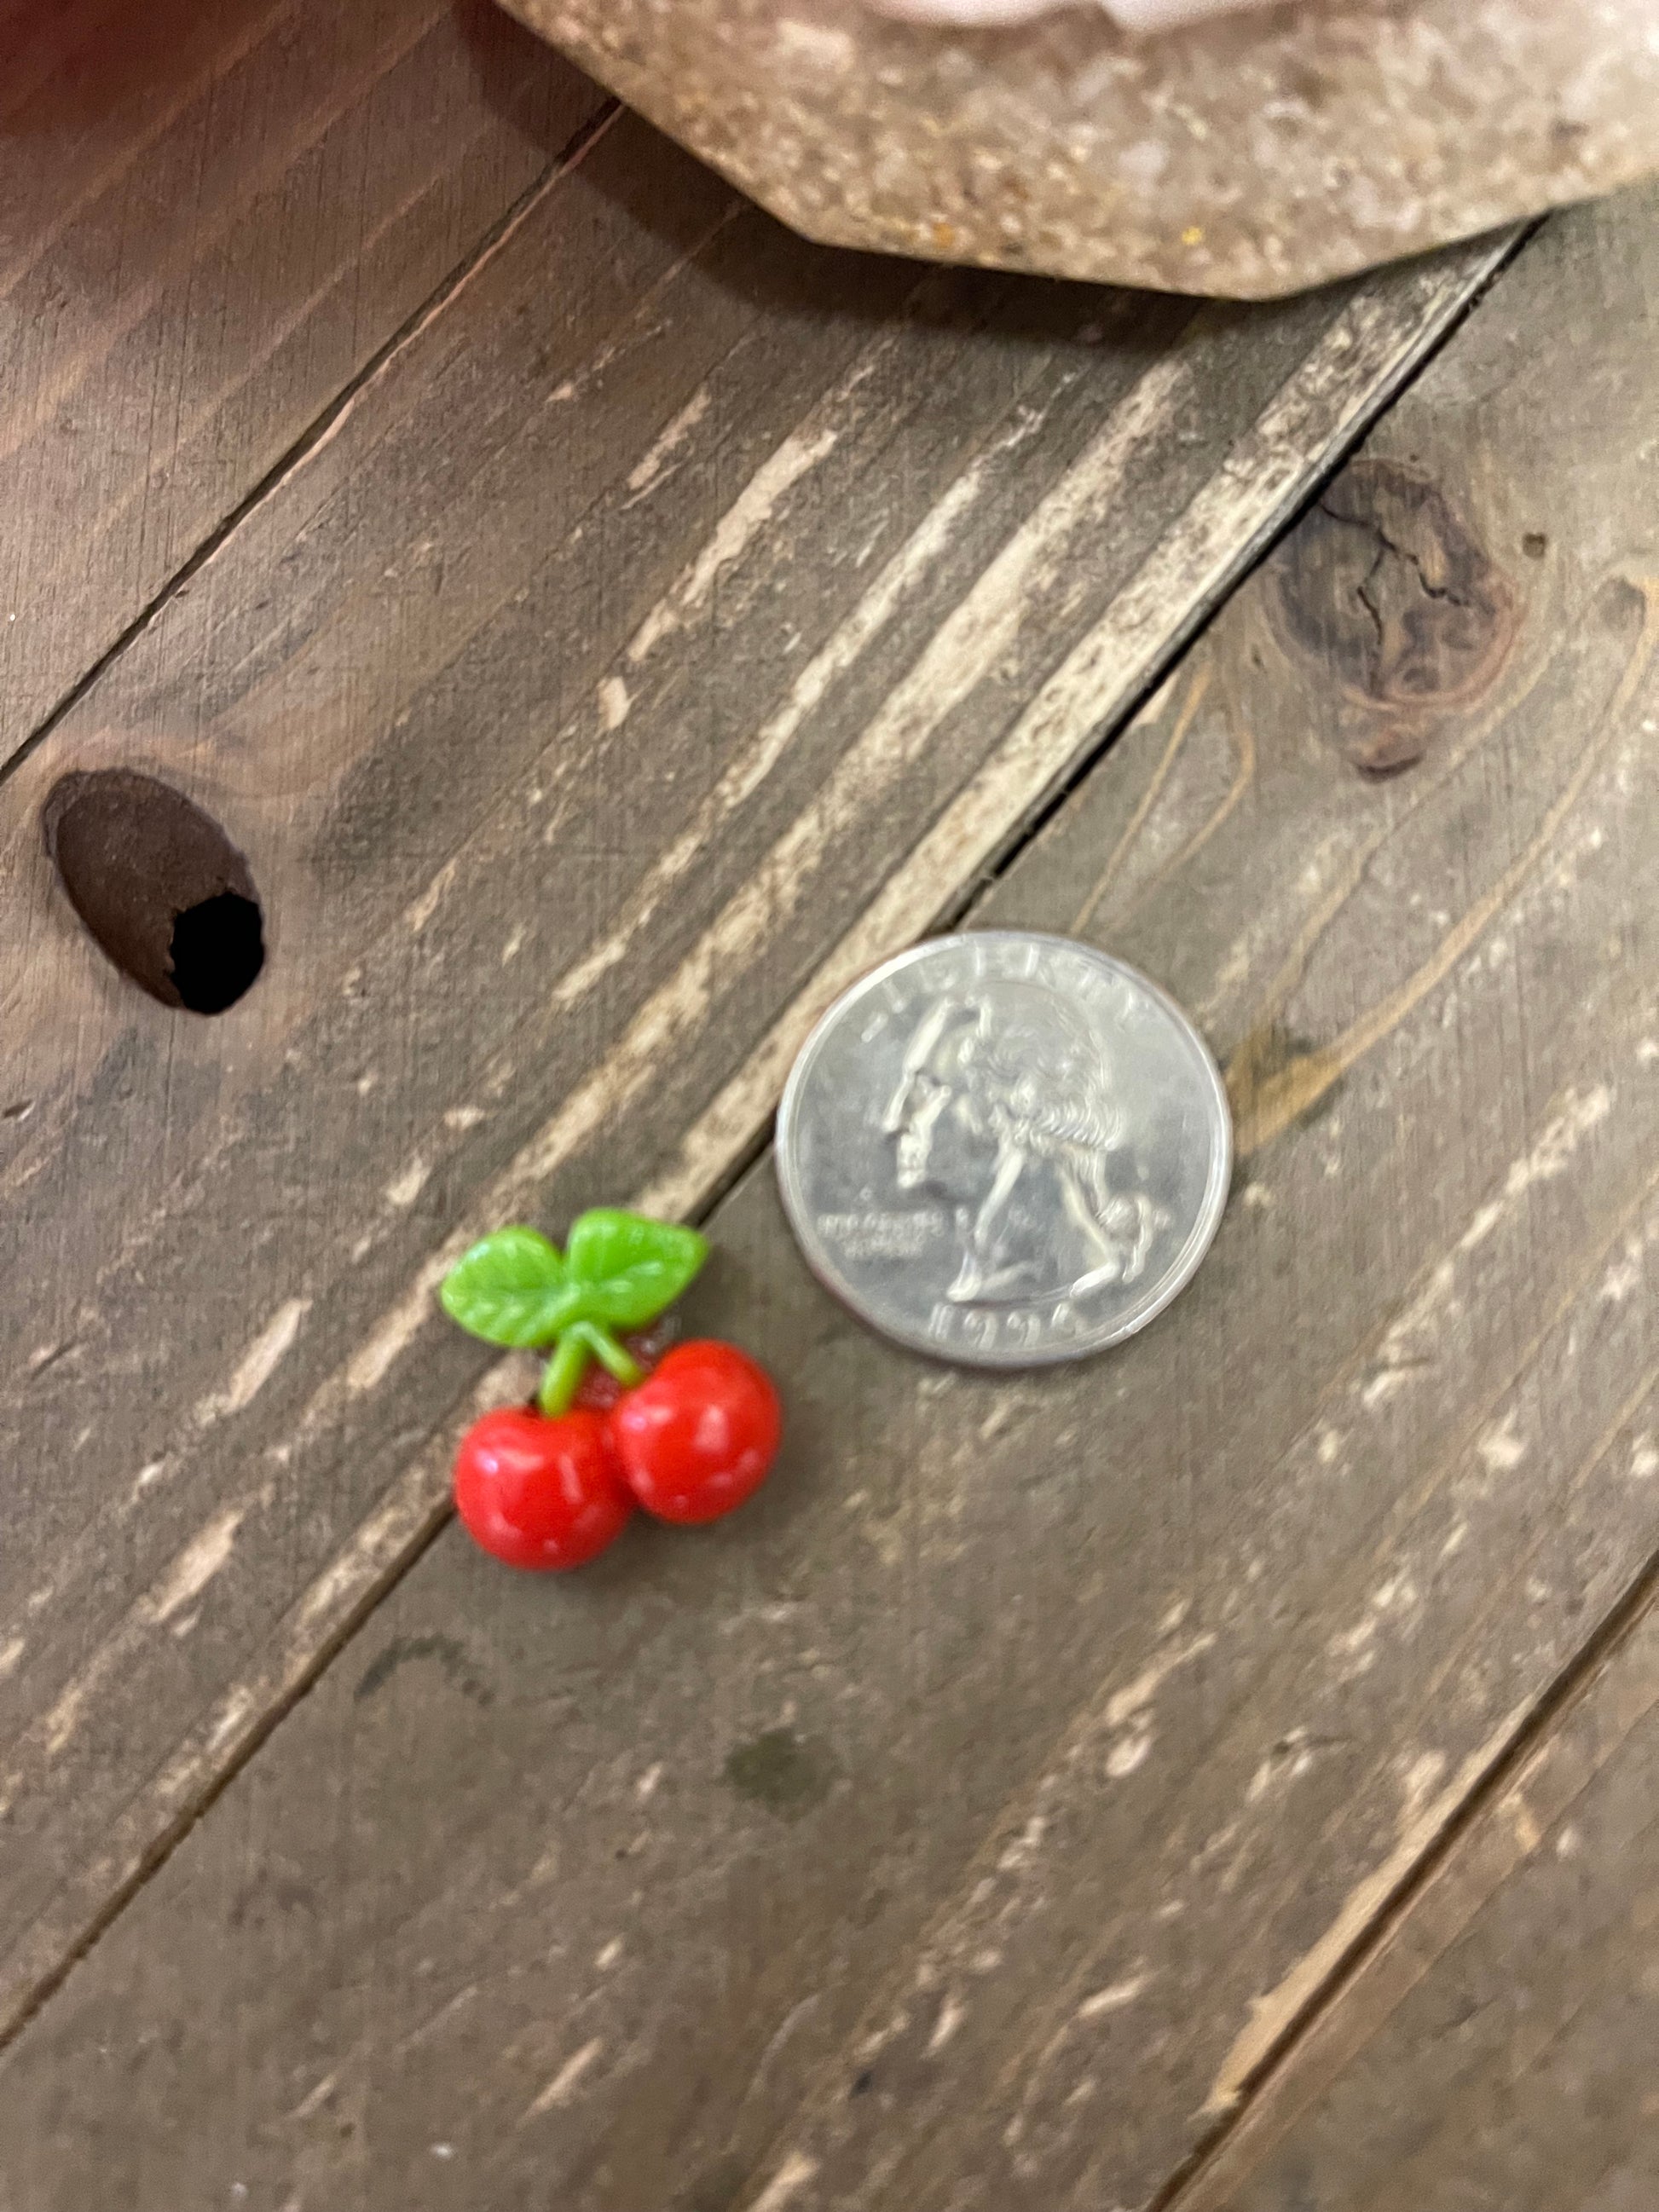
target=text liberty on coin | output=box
[776,933,1231,1368]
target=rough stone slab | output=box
[505,0,1656,294]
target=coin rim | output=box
[774,931,1234,1369]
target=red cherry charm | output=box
[453,1406,633,1571]
[608,1340,781,1525]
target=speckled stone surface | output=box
[499,0,1659,297]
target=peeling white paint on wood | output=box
[146,1506,247,1628]
[1107,1636,1217,1730]
[383,1158,429,1210]
[1477,1419,1528,1475]
[522,2036,604,2119]
[747,2151,820,2212]
[625,386,711,500]
[926,1993,966,2053]
[1107,1731,1153,1778]
[1078,1972,1150,2019]
[627,421,843,666]
[193,1300,309,1429]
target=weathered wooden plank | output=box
[0,0,601,764]
[0,89,1508,2085]
[3,188,1650,2211]
[1168,1585,1659,2212]
[695,198,1658,2212]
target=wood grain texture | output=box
[0,0,600,765]
[2,184,1651,2209]
[1169,1584,1659,2212]
[0,84,1507,2090]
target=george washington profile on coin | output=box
[882,979,1163,1305]
[777,933,1232,1368]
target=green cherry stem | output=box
[537,1320,645,1418]
[439,1208,707,1412]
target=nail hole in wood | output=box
[43,769,266,1014]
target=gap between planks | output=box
[1147,1540,1659,2212]
[0,221,1529,2064]
[0,95,621,801]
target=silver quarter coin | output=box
[776,932,1231,1368]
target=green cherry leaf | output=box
[438,1227,573,1348]
[562,1209,708,1331]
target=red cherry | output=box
[608,1340,781,1525]
[453,1407,633,1570]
